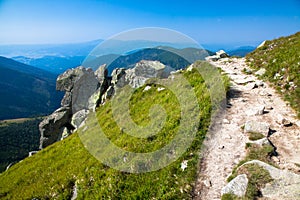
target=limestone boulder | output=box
[39,107,73,149]
[221,174,248,197]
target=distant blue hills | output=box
[0,39,257,74]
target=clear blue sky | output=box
[0,0,299,45]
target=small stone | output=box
[181,160,188,171]
[276,115,292,126]
[223,119,230,124]
[143,85,151,92]
[255,105,265,115]
[256,81,264,87]
[255,68,266,76]
[28,151,38,157]
[295,121,300,128]
[157,87,165,92]
[271,156,280,162]
[203,179,212,187]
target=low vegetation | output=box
[246,31,300,117]
[247,132,265,141]
[0,63,230,199]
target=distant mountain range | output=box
[83,46,213,74]
[0,39,257,74]
[0,56,62,120]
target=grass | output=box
[0,62,230,199]
[248,132,265,141]
[238,164,273,200]
[246,31,300,118]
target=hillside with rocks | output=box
[194,56,300,200]
[0,32,299,200]
[195,32,300,199]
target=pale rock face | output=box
[257,40,266,49]
[39,107,73,149]
[125,60,170,88]
[71,109,89,130]
[221,174,248,197]
[241,160,300,200]
[205,50,229,61]
[244,120,270,136]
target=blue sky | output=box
[0,0,299,45]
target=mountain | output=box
[0,39,102,58]
[83,47,212,74]
[0,56,63,120]
[227,46,256,57]
[12,55,86,74]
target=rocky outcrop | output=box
[205,50,229,61]
[110,60,170,89]
[241,160,300,200]
[39,66,103,149]
[39,60,171,149]
[39,107,73,149]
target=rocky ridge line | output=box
[39,60,172,149]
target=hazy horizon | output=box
[0,0,299,45]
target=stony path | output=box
[193,57,300,200]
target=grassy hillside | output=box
[0,56,63,119]
[0,118,41,172]
[246,32,300,117]
[0,62,229,199]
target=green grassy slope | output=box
[246,31,300,117]
[0,62,229,199]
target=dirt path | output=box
[193,57,300,200]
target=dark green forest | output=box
[0,118,41,172]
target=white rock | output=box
[181,160,188,171]
[221,174,248,197]
[244,120,269,136]
[143,85,151,92]
[223,119,230,124]
[255,68,266,76]
[157,87,165,92]
[276,114,291,126]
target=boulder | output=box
[244,120,270,136]
[56,67,89,92]
[111,68,127,87]
[276,114,292,127]
[241,160,300,200]
[71,70,99,113]
[221,174,248,197]
[71,109,89,129]
[101,85,115,103]
[216,50,229,58]
[39,107,73,149]
[125,60,170,88]
[61,92,72,107]
[205,55,219,62]
[94,64,108,84]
